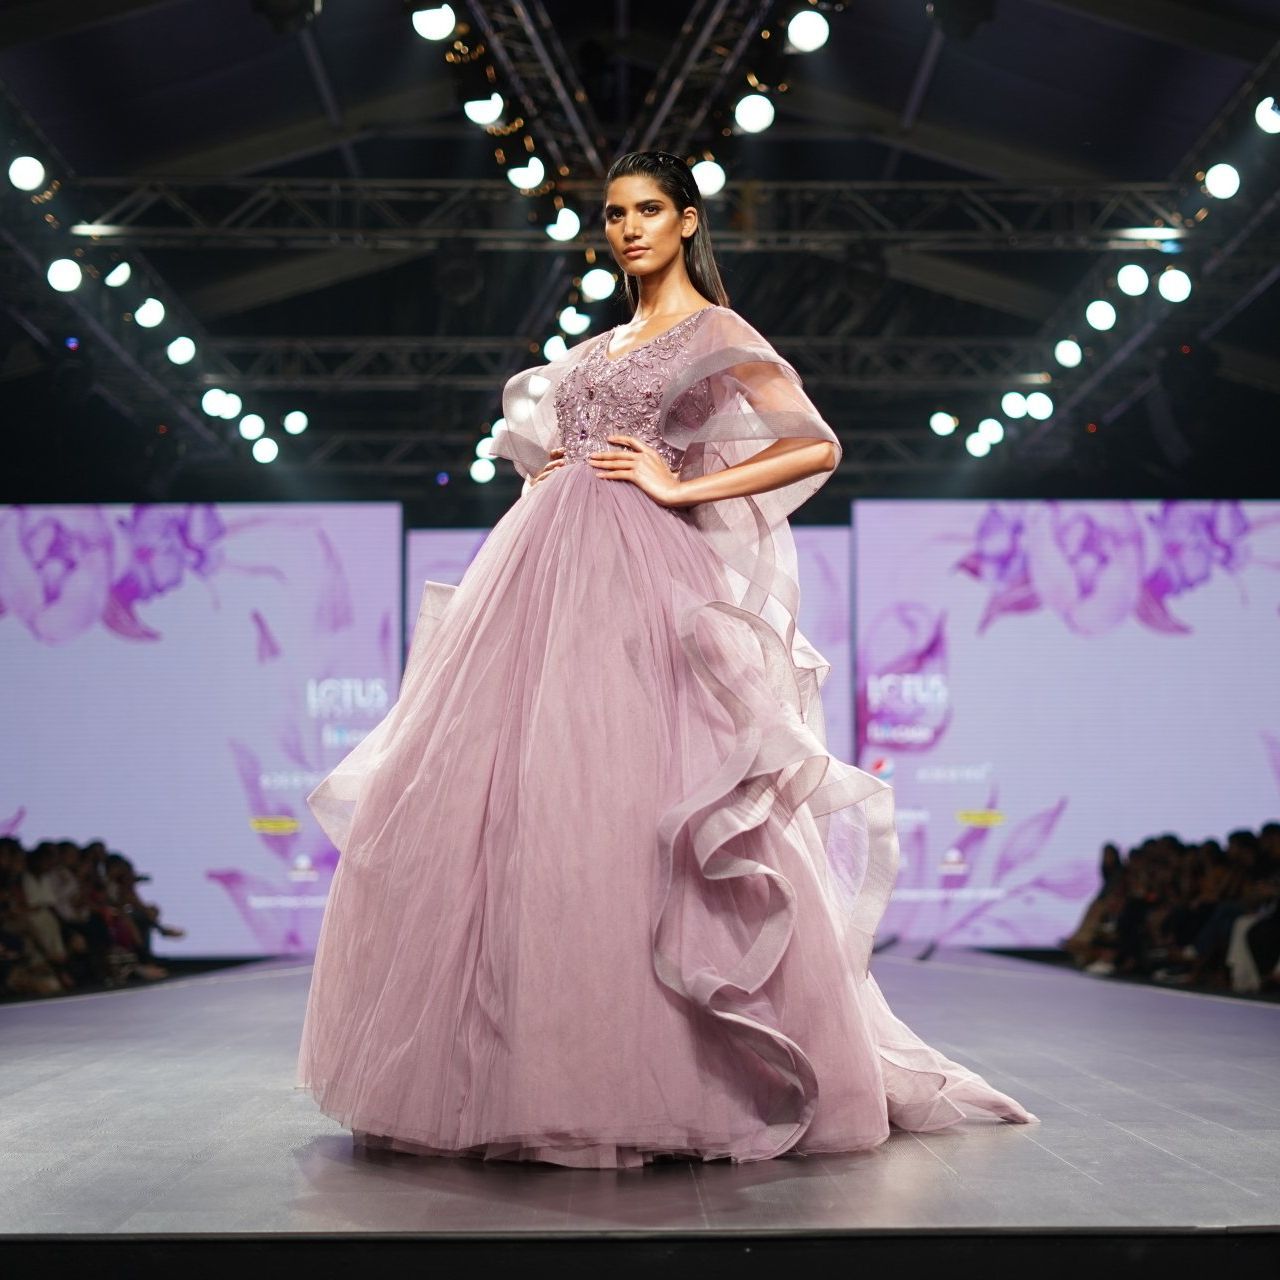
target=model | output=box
[296,149,1038,1169]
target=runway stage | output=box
[2,948,1276,1273]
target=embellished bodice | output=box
[553,309,714,470]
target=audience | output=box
[1063,822,1280,994]
[0,837,185,999]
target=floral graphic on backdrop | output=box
[953,500,1280,637]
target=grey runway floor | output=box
[1,949,1277,1235]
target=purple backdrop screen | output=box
[854,499,1280,948]
[0,503,401,956]
[407,525,852,761]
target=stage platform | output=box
[1,948,1276,1271]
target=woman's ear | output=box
[681,206,698,239]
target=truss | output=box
[68,177,1201,253]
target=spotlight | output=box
[1055,338,1083,368]
[1085,300,1117,331]
[1256,96,1280,135]
[1025,392,1054,421]
[964,432,991,458]
[542,334,568,362]
[8,156,46,191]
[977,417,1005,444]
[545,205,581,241]
[134,297,165,328]
[786,10,829,53]
[733,94,775,133]
[505,152,545,190]
[251,437,280,463]
[691,159,726,197]
[1001,392,1027,419]
[463,92,505,126]
[201,388,228,416]
[470,457,496,483]
[558,305,590,336]
[239,414,266,441]
[47,259,82,292]
[580,268,616,301]
[475,437,497,460]
[929,411,958,436]
[409,4,456,41]
[1116,264,1150,296]
[166,336,196,364]
[283,410,309,434]
[1157,268,1192,303]
[1203,163,1240,200]
[218,392,243,420]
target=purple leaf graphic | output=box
[227,739,299,864]
[250,608,281,662]
[314,530,353,633]
[992,796,1069,886]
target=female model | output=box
[296,150,1038,1169]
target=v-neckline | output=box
[601,306,715,363]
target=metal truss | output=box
[69,177,1200,253]
[203,334,1057,393]
[463,0,607,176]
[620,0,774,155]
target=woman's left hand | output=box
[588,435,684,507]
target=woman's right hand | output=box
[529,447,566,488]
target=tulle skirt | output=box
[297,461,1035,1169]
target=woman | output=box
[297,151,1037,1169]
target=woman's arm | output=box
[669,437,836,507]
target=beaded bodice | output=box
[553,308,715,470]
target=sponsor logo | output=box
[306,677,390,719]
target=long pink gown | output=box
[297,305,1037,1168]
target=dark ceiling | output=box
[1,0,1278,521]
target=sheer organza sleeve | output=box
[657,307,843,725]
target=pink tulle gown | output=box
[297,305,1037,1168]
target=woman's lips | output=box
[624,247,648,257]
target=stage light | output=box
[470,457,496,483]
[65,336,79,351]
[581,268,616,301]
[463,92,505,126]
[47,259,82,292]
[1203,162,1240,199]
[1256,96,1280,134]
[1025,391,1054,420]
[217,392,242,420]
[410,4,456,41]
[964,432,991,458]
[1001,392,1027,418]
[104,262,131,287]
[476,436,497,459]
[558,305,590,336]
[545,205,581,241]
[134,297,165,327]
[283,410,309,434]
[691,159,726,196]
[166,336,196,364]
[1116,264,1150,296]
[1157,267,1192,303]
[977,417,1005,444]
[201,388,228,416]
[251,437,279,463]
[8,155,46,191]
[239,414,266,441]
[1085,300,1116,331]
[733,93,775,133]
[436,471,450,486]
[506,154,545,189]
[786,10,829,52]
[929,410,958,436]
[542,334,568,361]
[1055,338,1083,367]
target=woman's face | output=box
[603,174,696,283]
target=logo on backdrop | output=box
[305,677,390,719]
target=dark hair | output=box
[603,150,729,311]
